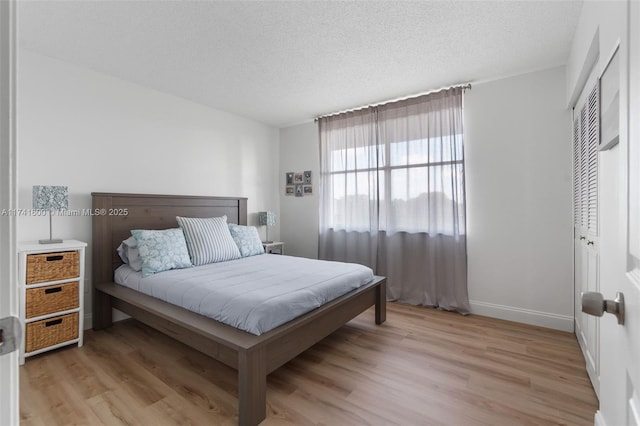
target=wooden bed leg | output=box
[93,289,113,330]
[238,346,266,426]
[375,281,386,325]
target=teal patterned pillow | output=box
[131,228,192,277]
[228,224,265,257]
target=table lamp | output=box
[33,185,68,244]
[258,211,276,243]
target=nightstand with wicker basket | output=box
[18,240,87,364]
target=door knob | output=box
[581,291,625,325]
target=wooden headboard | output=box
[91,192,248,287]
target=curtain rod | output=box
[314,83,472,121]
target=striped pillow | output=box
[176,215,241,265]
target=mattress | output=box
[114,254,374,335]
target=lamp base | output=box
[39,238,63,244]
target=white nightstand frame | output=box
[18,239,87,364]
[262,241,284,255]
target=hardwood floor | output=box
[20,303,598,425]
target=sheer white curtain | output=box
[318,87,469,313]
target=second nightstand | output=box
[263,241,284,255]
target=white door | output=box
[0,0,19,425]
[593,1,640,424]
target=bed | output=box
[91,192,386,426]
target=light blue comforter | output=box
[114,254,374,335]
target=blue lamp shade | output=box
[258,211,276,227]
[33,185,68,244]
[258,211,276,243]
[33,185,68,211]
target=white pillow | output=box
[176,215,241,266]
[116,236,143,272]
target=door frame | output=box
[0,0,19,424]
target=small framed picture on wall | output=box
[303,185,313,195]
[285,186,294,196]
[304,170,312,184]
[295,184,303,197]
[286,172,294,185]
[294,173,304,184]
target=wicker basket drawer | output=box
[26,282,79,319]
[26,251,79,284]
[25,312,79,353]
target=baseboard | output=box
[594,410,606,426]
[84,313,92,330]
[469,300,574,332]
[90,300,573,332]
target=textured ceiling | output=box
[18,1,583,128]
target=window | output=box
[318,87,469,312]
[323,132,465,235]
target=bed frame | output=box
[91,192,386,426]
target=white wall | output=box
[17,50,280,327]
[278,66,574,331]
[464,66,573,331]
[279,122,319,259]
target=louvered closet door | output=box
[580,105,589,230]
[573,81,600,396]
[573,116,581,229]
[573,112,584,342]
[587,85,599,237]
